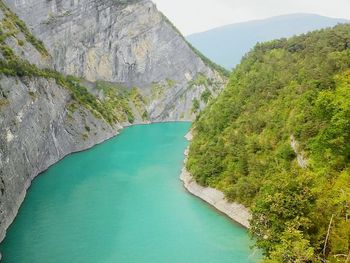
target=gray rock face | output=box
[0,75,121,243]
[0,0,226,250]
[4,0,225,121]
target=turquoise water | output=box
[0,122,259,263]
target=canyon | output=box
[0,0,226,245]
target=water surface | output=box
[1,122,259,262]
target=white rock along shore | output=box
[180,132,251,228]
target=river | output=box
[0,122,259,262]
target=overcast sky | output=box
[152,0,350,35]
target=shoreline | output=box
[180,132,251,229]
[0,120,191,250]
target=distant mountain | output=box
[186,14,349,69]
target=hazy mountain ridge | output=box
[187,13,349,69]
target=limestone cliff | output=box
[0,0,227,248]
[0,75,121,243]
[0,2,121,241]
[4,0,227,120]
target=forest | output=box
[187,24,350,262]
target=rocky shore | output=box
[180,132,251,228]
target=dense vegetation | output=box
[95,81,149,123]
[187,24,350,262]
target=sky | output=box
[152,0,350,35]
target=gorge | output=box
[1,0,349,262]
[0,122,259,262]
[0,0,227,252]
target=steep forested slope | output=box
[187,24,350,262]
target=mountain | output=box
[0,0,226,245]
[4,0,229,121]
[187,24,350,261]
[187,14,349,69]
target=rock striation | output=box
[4,0,226,121]
[0,75,120,243]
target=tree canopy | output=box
[187,24,350,262]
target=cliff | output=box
[0,75,120,243]
[4,0,227,121]
[0,0,226,246]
